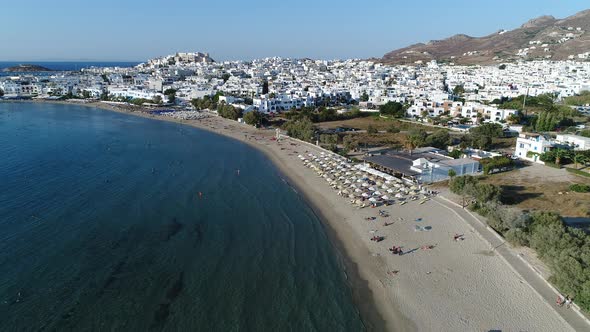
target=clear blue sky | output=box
[1,0,588,62]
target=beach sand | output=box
[16,100,576,331]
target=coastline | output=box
[4,99,577,332]
[2,100,402,331]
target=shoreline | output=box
[3,100,403,331]
[4,99,577,331]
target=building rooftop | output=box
[364,154,419,176]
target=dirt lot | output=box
[317,116,434,132]
[480,163,590,218]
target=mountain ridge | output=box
[381,9,590,65]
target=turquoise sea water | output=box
[0,103,364,331]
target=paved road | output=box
[435,195,590,331]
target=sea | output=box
[0,102,365,331]
[0,61,139,76]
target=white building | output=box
[555,134,590,151]
[515,133,555,163]
[409,147,481,182]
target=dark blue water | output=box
[0,102,364,331]
[0,61,139,72]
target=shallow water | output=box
[0,102,364,331]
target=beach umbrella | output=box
[368,187,375,191]
[361,192,369,198]
[374,191,382,196]
[381,195,390,201]
[368,197,377,202]
[395,193,404,198]
[387,189,394,193]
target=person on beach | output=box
[565,296,573,308]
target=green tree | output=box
[222,73,231,82]
[555,149,573,166]
[480,156,514,175]
[573,153,588,169]
[367,125,378,134]
[448,169,457,179]
[0,88,4,97]
[282,117,316,141]
[164,88,176,104]
[468,123,503,150]
[360,91,369,102]
[453,84,465,96]
[379,101,405,117]
[152,95,163,104]
[82,90,91,99]
[213,91,224,103]
[425,129,451,149]
[262,80,269,95]
[217,103,242,120]
[448,149,463,159]
[406,129,427,154]
[243,110,264,126]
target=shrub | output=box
[386,125,400,133]
[367,125,378,134]
[570,184,590,193]
[449,175,479,195]
[505,228,530,247]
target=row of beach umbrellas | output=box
[298,151,428,208]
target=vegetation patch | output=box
[569,184,590,193]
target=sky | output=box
[1,0,589,62]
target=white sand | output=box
[31,101,575,331]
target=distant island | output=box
[2,64,53,72]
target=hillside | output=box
[381,9,590,65]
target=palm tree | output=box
[405,140,417,156]
[574,153,589,169]
[555,149,573,166]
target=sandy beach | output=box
[12,100,577,331]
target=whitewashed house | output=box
[515,133,555,163]
[555,134,590,151]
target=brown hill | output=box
[381,9,590,65]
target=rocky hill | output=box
[2,64,53,72]
[381,9,590,65]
